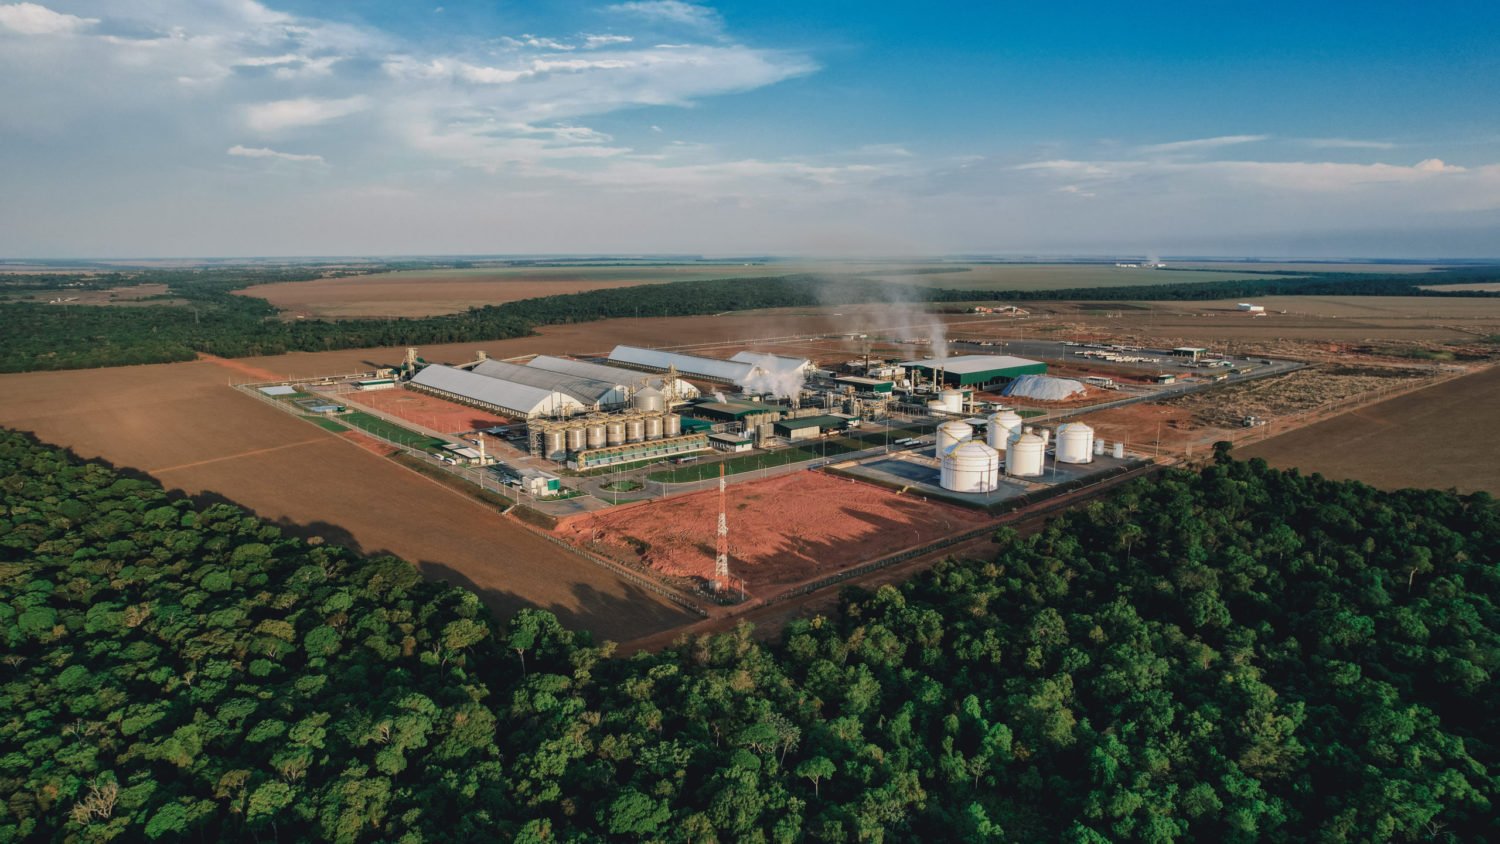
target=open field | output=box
[236,265,808,319]
[1418,282,1500,293]
[557,472,994,590]
[0,358,696,640]
[3,282,187,307]
[1241,364,1500,494]
[886,264,1282,289]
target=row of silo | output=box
[540,410,684,460]
[935,419,1001,493]
[936,411,1121,493]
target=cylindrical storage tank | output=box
[1056,423,1094,464]
[586,423,607,449]
[1006,433,1045,477]
[565,427,586,452]
[606,421,625,445]
[1094,437,1106,456]
[644,416,664,440]
[935,420,974,458]
[543,431,566,459]
[940,388,964,414]
[927,399,947,416]
[941,440,1000,493]
[986,410,1024,451]
[1112,441,1125,459]
[1038,428,1051,449]
[631,386,664,413]
[665,414,681,437]
[625,419,645,443]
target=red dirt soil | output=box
[557,472,994,589]
[339,429,397,457]
[197,353,285,382]
[341,386,512,433]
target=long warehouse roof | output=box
[411,364,584,417]
[526,355,701,401]
[608,345,758,383]
[729,350,812,372]
[470,359,620,405]
[900,355,1044,374]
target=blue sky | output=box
[1,0,1497,258]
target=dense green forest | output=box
[4,429,1498,841]
[3,263,1498,373]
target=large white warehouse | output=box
[410,364,585,419]
[526,355,701,403]
[470,359,626,410]
[608,345,763,384]
[729,351,814,374]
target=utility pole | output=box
[714,463,730,594]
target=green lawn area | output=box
[303,416,348,433]
[647,438,870,483]
[341,412,448,451]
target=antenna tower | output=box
[714,463,731,593]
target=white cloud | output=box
[585,34,634,48]
[245,96,370,132]
[0,2,96,35]
[227,144,325,163]
[1138,134,1269,155]
[1302,137,1398,150]
[1414,157,1463,173]
[501,34,574,51]
[609,1,722,30]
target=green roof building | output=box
[902,355,1047,387]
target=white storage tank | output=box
[927,399,948,416]
[606,421,626,445]
[665,414,681,437]
[1006,432,1045,477]
[1112,441,1125,459]
[1038,428,1051,450]
[941,440,1000,493]
[1056,423,1094,464]
[644,416,664,440]
[625,419,645,443]
[565,427,586,452]
[1094,437,1106,456]
[935,420,974,458]
[586,423,607,449]
[987,410,1024,451]
[631,386,664,413]
[940,388,965,414]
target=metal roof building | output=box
[525,355,701,402]
[470,359,626,409]
[608,345,760,384]
[901,355,1047,387]
[410,364,585,419]
[729,351,814,373]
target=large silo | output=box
[986,410,1024,451]
[631,386,664,413]
[1006,432,1045,477]
[565,427,586,452]
[665,414,682,437]
[939,388,965,414]
[586,422,607,449]
[1056,423,1094,464]
[605,421,626,446]
[644,416,664,440]
[625,419,645,443]
[935,420,974,458]
[543,430,566,461]
[941,440,1000,493]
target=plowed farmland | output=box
[0,358,695,640]
[557,472,994,590]
[340,386,511,434]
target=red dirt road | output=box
[0,360,695,641]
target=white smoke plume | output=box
[736,353,806,399]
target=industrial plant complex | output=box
[238,329,1300,600]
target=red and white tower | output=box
[713,463,730,592]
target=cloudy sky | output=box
[2,0,1497,258]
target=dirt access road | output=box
[0,358,695,641]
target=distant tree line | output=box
[3,429,1498,841]
[3,264,1498,373]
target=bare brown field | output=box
[236,266,794,319]
[340,386,512,434]
[557,472,993,590]
[1240,365,1500,494]
[8,282,187,307]
[0,360,695,640]
[1418,282,1500,293]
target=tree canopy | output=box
[2,428,1498,841]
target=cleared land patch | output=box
[1241,365,1500,494]
[557,472,994,591]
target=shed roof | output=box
[900,355,1044,375]
[730,351,812,371]
[471,359,619,405]
[775,414,845,431]
[411,364,584,417]
[525,355,699,399]
[609,345,757,383]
